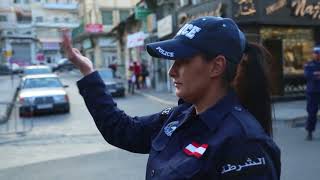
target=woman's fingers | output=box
[72,48,81,54]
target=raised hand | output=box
[61,29,94,76]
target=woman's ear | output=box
[209,55,227,78]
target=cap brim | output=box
[146,39,200,60]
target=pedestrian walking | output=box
[304,46,320,141]
[133,61,141,89]
[62,16,281,179]
[127,62,135,94]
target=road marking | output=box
[136,91,176,106]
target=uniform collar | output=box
[198,90,240,131]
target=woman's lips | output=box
[174,82,182,87]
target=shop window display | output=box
[261,27,314,75]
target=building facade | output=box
[72,0,139,79]
[0,0,36,67]
[143,0,318,98]
[0,0,80,67]
[230,0,320,98]
[32,0,80,65]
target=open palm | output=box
[61,29,94,76]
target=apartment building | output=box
[0,0,36,66]
[72,0,139,71]
[0,0,79,66]
[32,0,79,65]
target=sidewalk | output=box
[0,75,19,123]
[136,89,312,127]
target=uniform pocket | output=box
[168,154,202,179]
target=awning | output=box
[42,42,60,50]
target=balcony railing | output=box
[72,22,84,39]
[34,21,80,28]
[42,3,78,10]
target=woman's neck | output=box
[194,85,228,114]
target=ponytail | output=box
[232,42,273,136]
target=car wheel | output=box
[63,106,70,113]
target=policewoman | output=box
[304,46,320,140]
[62,16,281,179]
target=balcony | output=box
[72,22,84,39]
[34,21,80,28]
[42,3,78,10]
[1,28,36,39]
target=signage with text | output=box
[233,0,320,25]
[157,15,173,38]
[85,24,103,33]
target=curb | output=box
[135,90,176,106]
[136,90,316,128]
[0,84,19,124]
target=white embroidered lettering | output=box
[181,24,193,35]
[186,26,201,39]
[176,23,202,39]
[156,47,174,58]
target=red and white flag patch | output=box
[183,142,208,158]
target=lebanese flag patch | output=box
[183,142,208,158]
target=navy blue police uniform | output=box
[77,71,281,180]
[304,53,320,132]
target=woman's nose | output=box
[168,62,177,77]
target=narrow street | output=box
[0,72,319,180]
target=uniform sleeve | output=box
[216,140,280,180]
[77,71,169,154]
[304,63,317,80]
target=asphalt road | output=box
[0,72,320,180]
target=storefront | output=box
[231,0,320,97]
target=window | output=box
[54,17,59,23]
[64,17,69,22]
[119,10,130,22]
[17,14,32,24]
[101,10,113,25]
[261,27,314,75]
[14,0,21,3]
[35,16,43,22]
[0,15,7,22]
[180,0,189,7]
[191,0,202,5]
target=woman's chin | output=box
[175,90,184,99]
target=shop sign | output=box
[99,38,116,47]
[135,6,152,20]
[266,0,287,15]
[36,53,44,62]
[3,50,12,58]
[264,0,320,19]
[157,15,173,38]
[42,42,60,50]
[178,1,222,27]
[235,0,257,17]
[292,0,320,19]
[83,39,92,49]
[85,24,103,33]
[126,32,148,48]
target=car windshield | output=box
[98,70,113,79]
[23,77,63,89]
[24,67,51,75]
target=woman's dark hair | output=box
[231,42,273,136]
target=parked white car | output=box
[17,74,70,116]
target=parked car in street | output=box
[52,58,76,72]
[98,69,125,97]
[17,74,70,116]
[0,64,11,75]
[22,65,52,76]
